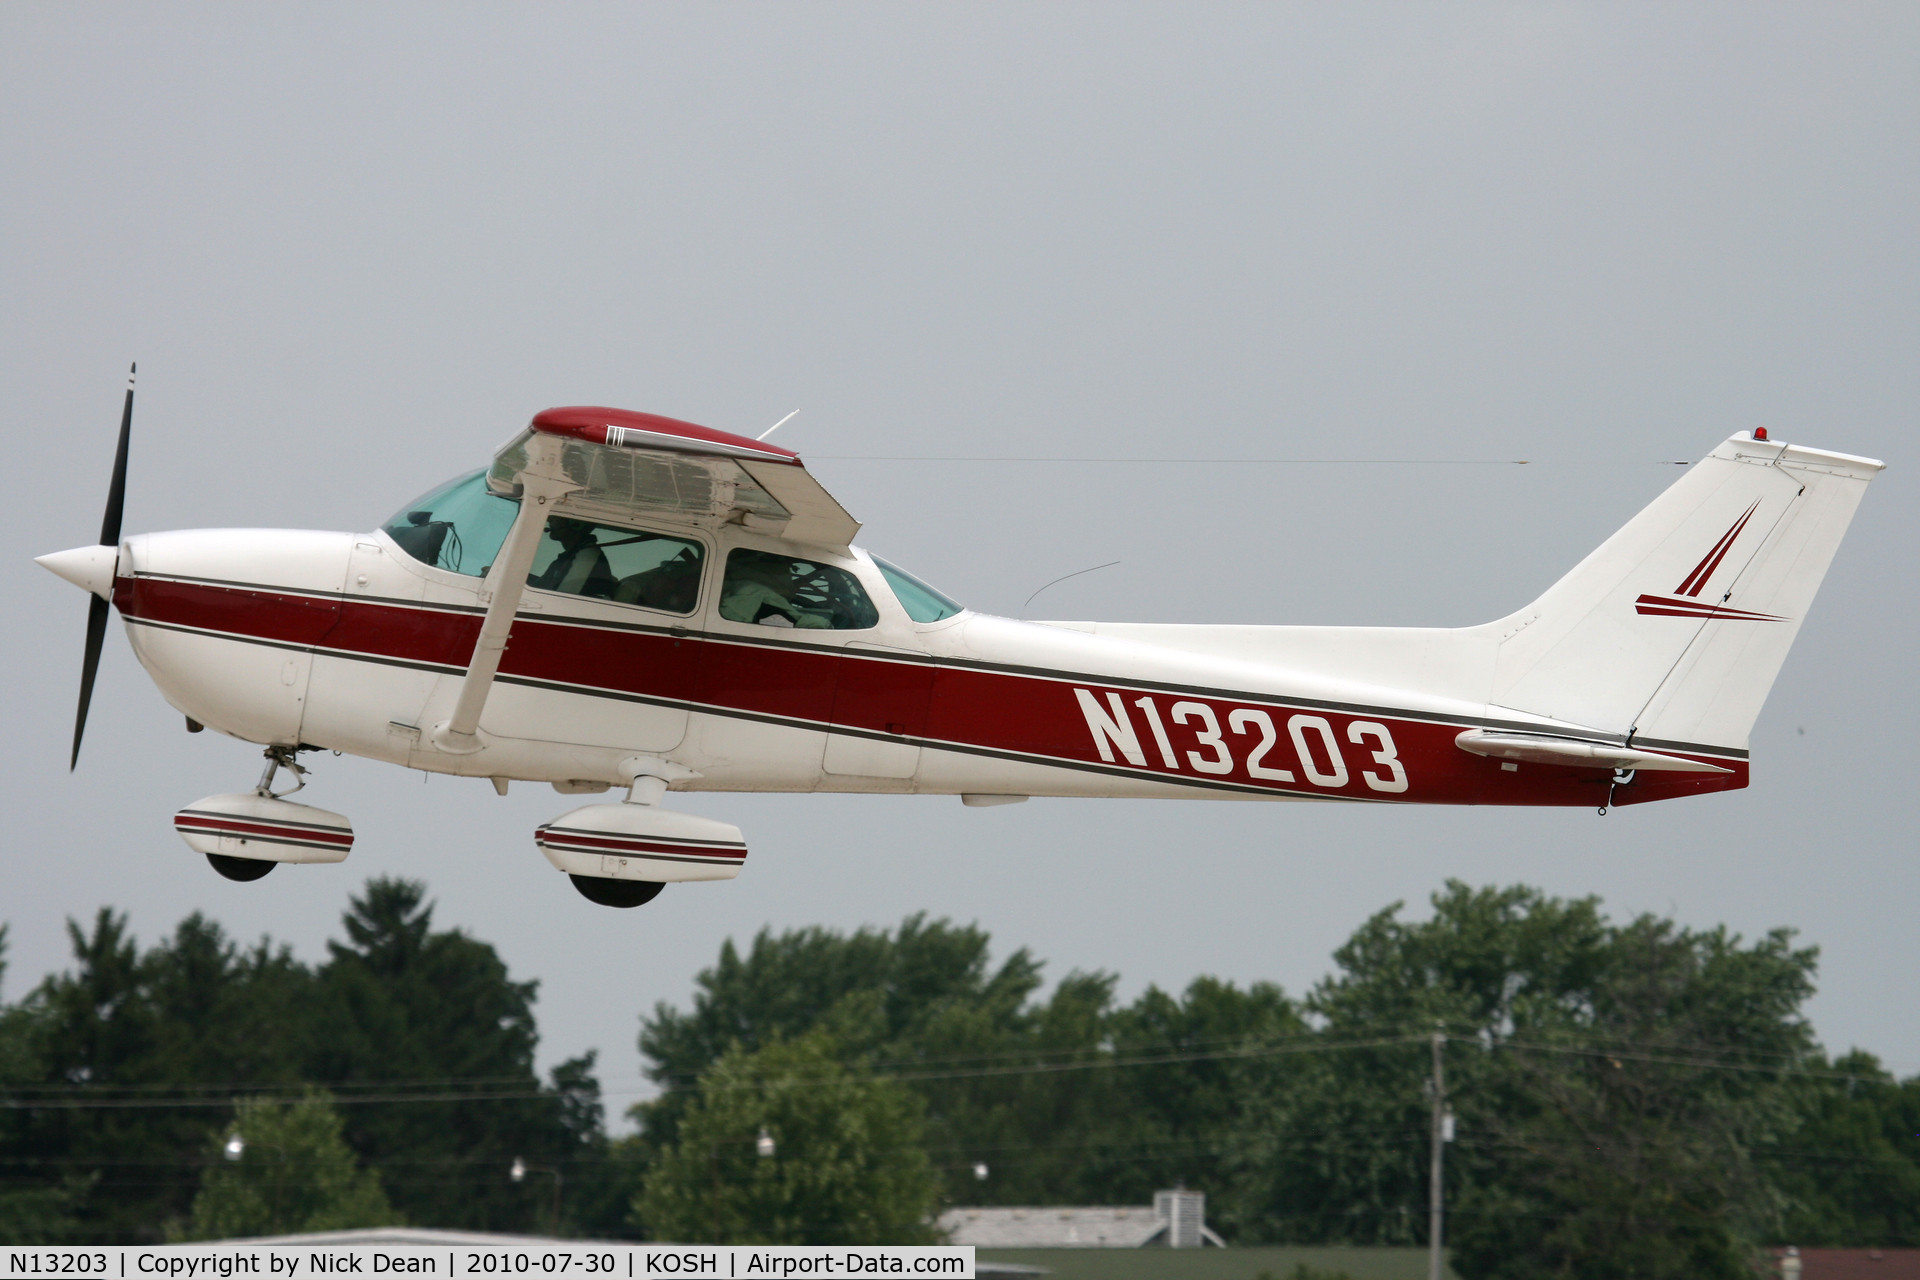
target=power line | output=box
[811,456,1694,466]
[0,1034,1423,1110]
[9,1026,1900,1112]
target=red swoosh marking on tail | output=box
[1675,501,1760,597]
[1634,594,1786,622]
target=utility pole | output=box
[1429,1031,1447,1280]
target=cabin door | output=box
[823,643,934,780]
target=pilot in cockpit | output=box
[530,518,618,598]
[719,552,832,628]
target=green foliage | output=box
[636,1031,941,1244]
[639,914,1042,1140]
[543,1050,649,1240]
[941,972,1299,1206]
[0,909,316,1241]
[633,914,1300,1209]
[7,880,1916,1256]
[634,886,1889,1273]
[307,878,587,1232]
[0,879,601,1242]
[1217,884,1616,1245]
[1215,882,1822,1279]
[1762,1050,1920,1246]
[0,1175,95,1247]
[1,927,94,1245]
[1449,912,1817,1280]
[173,1090,396,1241]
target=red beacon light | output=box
[1753,427,1770,441]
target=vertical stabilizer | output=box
[1487,432,1883,751]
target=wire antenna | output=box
[1022,560,1120,617]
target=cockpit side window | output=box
[382,470,519,577]
[719,549,878,630]
[528,518,704,613]
[872,555,964,623]
[383,473,705,614]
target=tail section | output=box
[1487,432,1883,751]
[1055,431,1882,767]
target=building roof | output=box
[1770,1249,1920,1279]
[940,1207,1200,1249]
[192,1227,602,1247]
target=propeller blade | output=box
[72,594,110,770]
[100,363,133,546]
[71,363,134,770]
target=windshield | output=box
[872,555,964,623]
[382,470,519,577]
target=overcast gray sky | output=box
[3,3,1914,1117]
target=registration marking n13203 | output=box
[1074,688,1409,793]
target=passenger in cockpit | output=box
[614,547,702,613]
[531,518,618,598]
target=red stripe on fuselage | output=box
[118,575,1748,807]
[126,577,343,647]
[326,597,480,669]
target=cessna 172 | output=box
[37,372,1885,906]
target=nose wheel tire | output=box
[207,853,276,882]
[569,874,664,908]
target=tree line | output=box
[3,879,1916,1279]
[0,879,609,1242]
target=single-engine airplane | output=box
[37,370,1885,906]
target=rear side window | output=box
[719,549,878,630]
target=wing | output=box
[487,406,860,550]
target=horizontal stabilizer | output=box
[1455,730,1731,773]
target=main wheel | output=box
[207,853,276,882]
[569,874,664,908]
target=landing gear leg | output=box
[192,747,333,880]
[255,746,308,798]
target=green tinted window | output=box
[528,518,704,613]
[383,473,705,613]
[873,555,963,623]
[382,470,519,577]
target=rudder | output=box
[1486,432,1884,753]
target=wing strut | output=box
[431,435,581,754]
